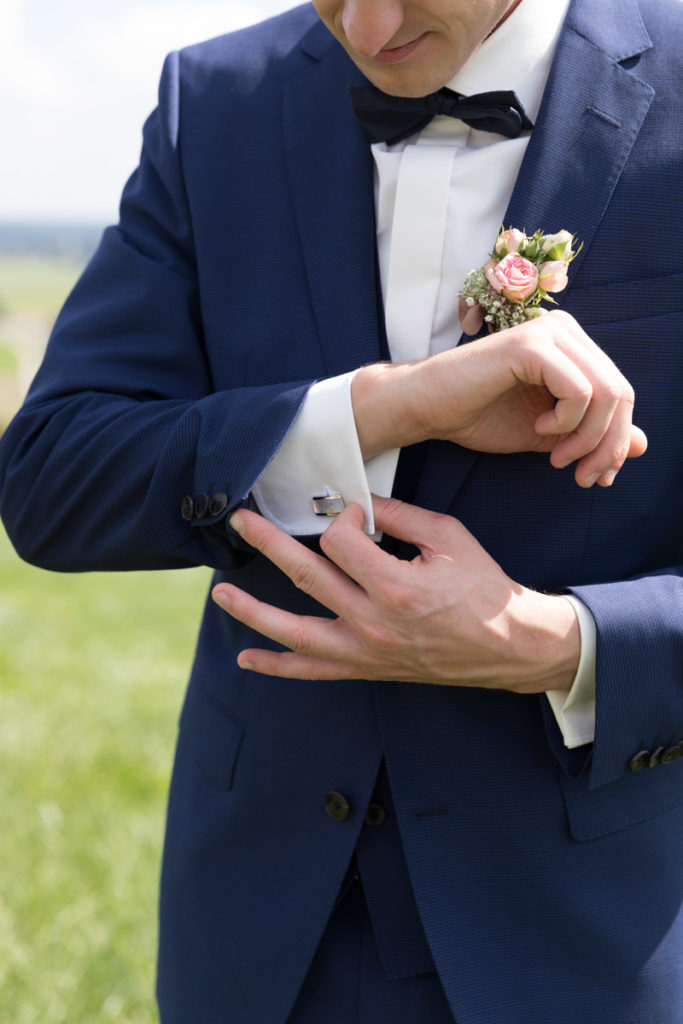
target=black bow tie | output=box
[349,84,533,145]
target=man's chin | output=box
[355,54,460,98]
[361,70,449,98]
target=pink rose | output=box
[538,260,569,293]
[485,254,538,303]
[495,228,525,255]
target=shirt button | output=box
[324,791,351,822]
[628,750,651,773]
[364,802,387,827]
[194,493,210,518]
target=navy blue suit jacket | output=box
[1,0,683,1021]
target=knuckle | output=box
[362,619,394,655]
[599,380,623,408]
[382,497,406,518]
[289,618,312,654]
[608,442,629,468]
[622,382,635,408]
[592,439,628,471]
[574,382,593,405]
[290,558,318,595]
[429,511,452,533]
[392,581,422,614]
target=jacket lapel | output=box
[503,0,654,284]
[412,0,655,517]
[283,27,385,377]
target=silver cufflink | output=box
[312,493,345,517]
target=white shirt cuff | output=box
[251,372,400,536]
[545,595,596,749]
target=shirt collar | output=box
[447,0,573,122]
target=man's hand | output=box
[212,496,580,693]
[352,310,647,488]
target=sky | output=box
[0,0,297,225]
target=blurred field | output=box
[0,254,79,425]
[0,255,211,1023]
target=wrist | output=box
[507,589,581,694]
[351,361,431,460]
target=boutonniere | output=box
[459,227,580,335]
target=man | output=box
[1,0,682,1021]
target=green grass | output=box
[0,257,83,319]
[0,527,211,1024]
[0,340,18,374]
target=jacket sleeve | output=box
[0,52,313,572]
[567,571,683,789]
[536,565,683,792]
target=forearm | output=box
[0,378,312,573]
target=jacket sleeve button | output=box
[660,741,683,764]
[648,746,665,768]
[628,750,651,773]
[194,493,210,518]
[324,791,351,822]
[209,492,229,518]
[181,495,195,521]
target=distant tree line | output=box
[0,222,103,263]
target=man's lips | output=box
[372,32,428,65]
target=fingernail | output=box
[229,513,244,535]
[584,473,600,488]
[238,656,253,671]
[212,589,230,609]
[602,469,617,486]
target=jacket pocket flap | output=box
[178,684,245,791]
[561,271,683,326]
[559,757,683,841]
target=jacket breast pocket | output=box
[177,683,245,792]
[561,271,683,327]
[558,756,683,841]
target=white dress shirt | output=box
[252,0,595,749]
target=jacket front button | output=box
[181,495,194,521]
[194,493,210,518]
[628,750,651,773]
[324,791,351,822]
[364,802,387,827]
[209,492,228,517]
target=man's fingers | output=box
[515,314,644,483]
[321,497,460,587]
[236,648,359,680]
[228,508,363,615]
[627,425,648,459]
[317,501,405,587]
[369,495,456,552]
[567,394,633,486]
[212,583,361,662]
